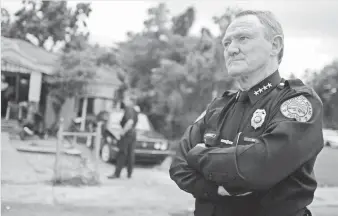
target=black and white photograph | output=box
[1,0,338,215]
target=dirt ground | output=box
[2,134,338,216]
[1,148,195,216]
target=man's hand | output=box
[114,131,124,141]
[187,143,208,170]
[218,186,253,197]
[217,186,230,196]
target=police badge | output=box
[251,109,266,129]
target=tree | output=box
[46,46,100,133]
[172,7,195,36]
[1,8,11,36]
[143,3,171,35]
[213,7,242,35]
[306,60,338,129]
[116,3,240,139]
[4,1,92,52]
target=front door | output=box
[1,71,30,118]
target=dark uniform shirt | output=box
[169,71,324,216]
[120,106,138,133]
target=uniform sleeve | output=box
[169,110,220,200]
[186,92,324,191]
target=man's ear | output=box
[271,35,283,57]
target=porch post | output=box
[80,97,88,131]
[28,71,42,103]
[15,73,20,102]
[5,102,11,120]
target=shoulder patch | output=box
[194,110,206,123]
[280,95,313,122]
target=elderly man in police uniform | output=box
[169,10,324,216]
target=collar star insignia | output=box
[253,82,273,96]
[247,71,282,103]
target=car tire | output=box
[101,143,112,163]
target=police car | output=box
[323,128,338,148]
[100,109,170,164]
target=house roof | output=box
[94,66,122,86]
[84,66,122,98]
[1,36,59,75]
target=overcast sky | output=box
[2,0,338,78]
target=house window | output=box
[76,97,115,117]
[77,97,94,117]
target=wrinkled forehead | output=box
[223,15,265,39]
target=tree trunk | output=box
[49,103,63,136]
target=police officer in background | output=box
[169,10,324,216]
[108,91,139,179]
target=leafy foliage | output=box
[46,46,100,132]
[2,1,92,52]
[172,7,195,36]
[1,8,11,36]
[116,4,241,139]
[305,60,338,129]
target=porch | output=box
[1,36,58,124]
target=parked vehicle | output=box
[100,110,170,164]
[323,128,338,148]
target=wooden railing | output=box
[54,118,103,184]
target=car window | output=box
[136,114,153,131]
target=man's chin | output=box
[227,69,245,77]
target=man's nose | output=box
[226,42,240,56]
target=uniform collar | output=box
[247,70,282,103]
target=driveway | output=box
[2,132,338,216]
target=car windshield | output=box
[109,111,153,131]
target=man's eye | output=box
[239,36,248,41]
[223,41,230,47]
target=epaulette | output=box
[285,79,313,94]
[222,89,238,97]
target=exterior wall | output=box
[44,82,119,130]
[44,95,76,130]
[86,83,118,99]
[28,71,42,102]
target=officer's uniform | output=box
[114,105,139,178]
[169,71,324,216]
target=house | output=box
[1,36,58,121]
[44,65,122,130]
[1,36,122,131]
